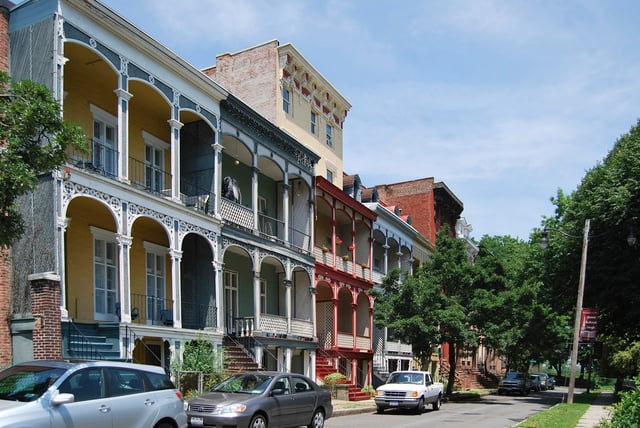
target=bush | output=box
[601,377,640,427]
[361,384,375,398]
[323,372,347,385]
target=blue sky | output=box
[98,0,640,241]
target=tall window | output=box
[224,270,239,334]
[90,105,117,176]
[91,227,118,321]
[326,169,334,183]
[145,242,166,324]
[143,131,168,193]
[260,279,267,313]
[282,88,290,113]
[310,112,317,134]
[326,124,333,147]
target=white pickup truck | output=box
[374,370,444,413]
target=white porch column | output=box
[284,279,292,334]
[114,87,132,183]
[170,249,183,328]
[56,216,70,316]
[116,234,133,323]
[254,345,264,369]
[309,349,316,380]
[282,174,289,243]
[284,347,293,373]
[254,271,261,330]
[168,118,184,202]
[214,260,224,334]
[212,142,224,218]
[252,165,259,230]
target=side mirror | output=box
[51,393,75,406]
[271,388,285,396]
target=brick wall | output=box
[30,275,62,360]
[375,178,437,244]
[0,3,9,72]
[208,40,279,123]
[0,3,11,368]
[0,250,10,368]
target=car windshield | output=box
[388,373,423,384]
[505,372,525,380]
[0,365,67,402]
[210,374,273,394]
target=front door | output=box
[224,270,238,334]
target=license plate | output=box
[389,401,399,407]
[190,416,204,426]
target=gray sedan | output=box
[186,371,332,428]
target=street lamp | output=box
[540,218,590,405]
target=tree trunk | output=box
[446,342,457,395]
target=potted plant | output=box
[342,254,349,261]
[324,372,347,399]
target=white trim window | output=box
[91,226,118,321]
[310,111,317,135]
[283,87,291,114]
[143,131,169,193]
[144,241,167,325]
[260,279,267,314]
[90,105,117,176]
[224,270,239,333]
[325,124,333,147]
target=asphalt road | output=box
[326,388,568,428]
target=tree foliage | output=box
[0,71,86,248]
[543,120,640,375]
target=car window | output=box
[59,368,105,402]
[410,373,424,384]
[291,376,313,393]
[272,377,291,395]
[145,371,175,391]
[108,368,146,396]
[212,374,273,393]
[0,365,66,402]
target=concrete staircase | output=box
[223,336,260,372]
[316,354,370,401]
[62,322,120,360]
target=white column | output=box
[284,348,293,373]
[116,234,133,323]
[254,271,261,330]
[168,118,184,202]
[214,260,224,334]
[284,279,292,334]
[114,87,132,183]
[170,249,183,328]
[282,174,289,244]
[212,142,224,218]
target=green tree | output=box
[543,120,640,376]
[0,71,86,248]
[372,225,477,395]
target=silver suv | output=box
[0,360,187,428]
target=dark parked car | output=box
[0,360,187,428]
[186,371,332,428]
[546,375,556,390]
[530,374,542,392]
[536,373,549,390]
[497,372,531,395]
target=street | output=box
[326,388,569,428]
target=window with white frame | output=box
[283,87,291,114]
[260,279,267,313]
[326,169,334,183]
[91,226,118,321]
[143,131,168,193]
[90,105,117,176]
[144,241,166,324]
[325,124,333,147]
[310,111,317,135]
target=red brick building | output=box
[0,0,14,369]
[374,178,463,243]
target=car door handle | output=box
[98,405,111,413]
[144,399,155,406]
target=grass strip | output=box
[516,393,598,428]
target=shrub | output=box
[601,377,640,427]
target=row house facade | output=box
[204,41,379,397]
[8,0,320,376]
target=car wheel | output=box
[250,414,267,428]
[307,409,325,428]
[153,422,172,428]
[376,406,385,414]
[414,397,424,414]
[432,395,441,411]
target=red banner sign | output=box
[580,308,598,341]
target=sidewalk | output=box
[332,398,376,417]
[575,391,614,428]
